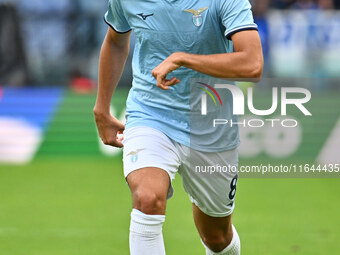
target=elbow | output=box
[249,59,263,80]
[248,60,263,80]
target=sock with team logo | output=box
[204,225,240,255]
[129,209,166,255]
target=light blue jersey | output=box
[105,0,257,152]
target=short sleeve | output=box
[104,0,131,33]
[220,0,258,40]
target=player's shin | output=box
[129,209,166,255]
[204,225,240,255]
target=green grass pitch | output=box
[0,157,339,254]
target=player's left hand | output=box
[152,53,182,90]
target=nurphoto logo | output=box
[199,83,312,128]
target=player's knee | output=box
[202,232,230,253]
[133,189,166,215]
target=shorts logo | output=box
[127,149,145,163]
[184,7,209,27]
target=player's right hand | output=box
[93,111,125,148]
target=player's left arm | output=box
[152,30,263,90]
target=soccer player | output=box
[94,0,263,254]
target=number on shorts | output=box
[228,175,238,200]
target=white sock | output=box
[129,209,166,255]
[204,225,241,255]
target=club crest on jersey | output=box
[184,7,208,27]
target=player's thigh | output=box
[123,127,181,214]
[127,167,170,215]
[193,203,233,249]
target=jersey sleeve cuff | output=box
[225,25,258,40]
[104,16,131,34]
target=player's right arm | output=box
[93,28,131,148]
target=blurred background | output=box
[0,0,340,87]
[0,1,339,255]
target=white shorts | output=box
[123,126,239,217]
